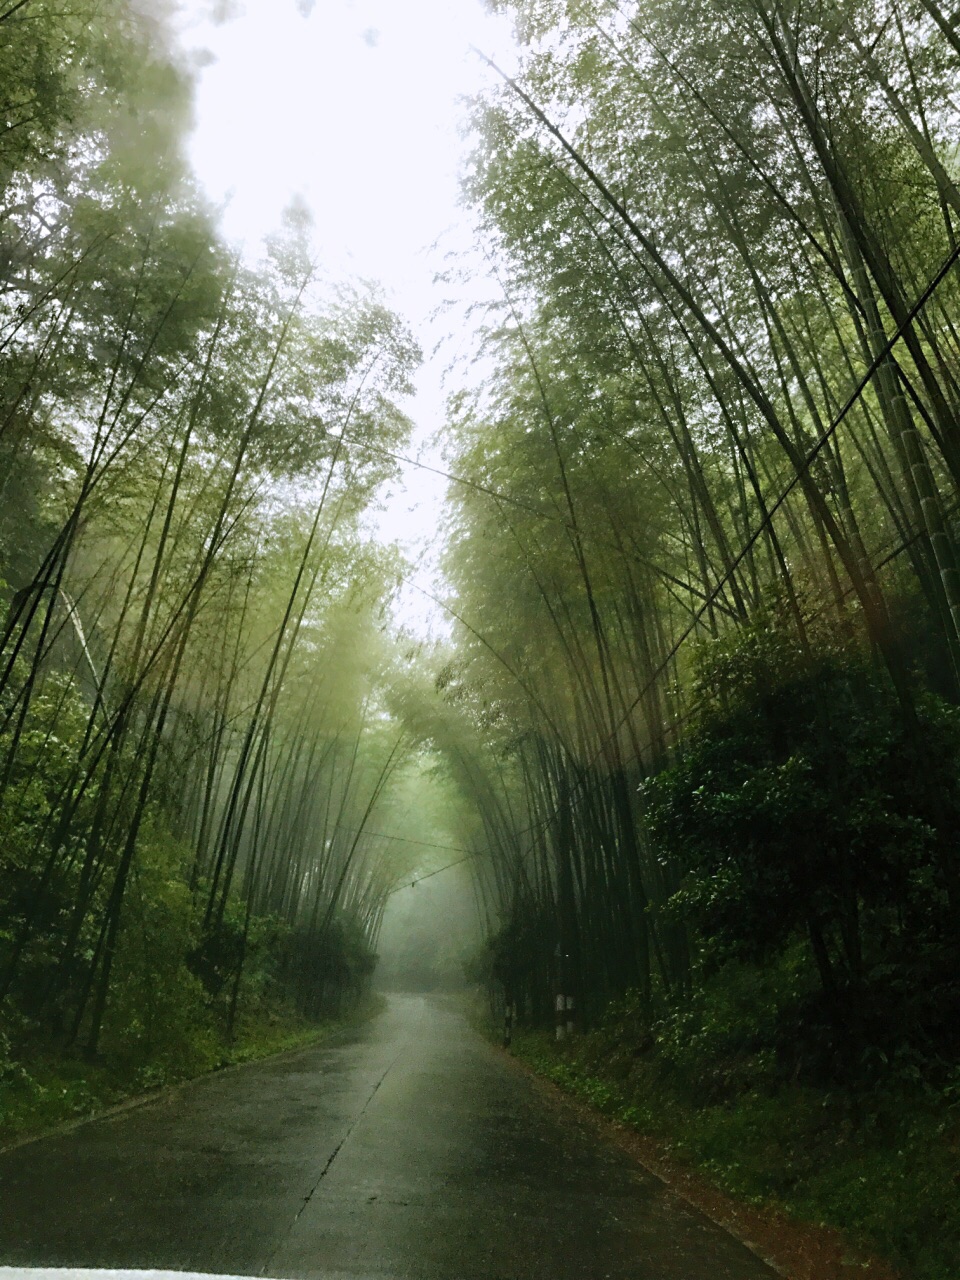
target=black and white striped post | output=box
[554,942,575,1040]
[554,942,564,1040]
[503,999,516,1048]
[554,992,575,1039]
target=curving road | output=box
[0,994,774,1280]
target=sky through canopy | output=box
[177,0,517,635]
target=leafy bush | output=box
[644,617,960,1084]
[103,826,219,1076]
[514,988,960,1280]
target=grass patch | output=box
[0,992,384,1149]
[509,1022,960,1280]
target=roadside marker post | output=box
[503,1001,516,1048]
[554,941,575,1040]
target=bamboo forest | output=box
[2,3,960,1279]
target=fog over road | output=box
[0,995,773,1280]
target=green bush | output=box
[644,618,960,1086]
[514,994,960,1280]
[103,825,219,1077]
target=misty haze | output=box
[1,3,959,1279]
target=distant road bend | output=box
[0,994,774,1279]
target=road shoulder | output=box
[501,1044,900,1280]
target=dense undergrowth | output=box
[510,961,960,1280]
[0,0,413,1132]
[0,985,383,1149]
[448,19,960,1268]
[482,623,960,1280]
[0,666,379,1145]
[0,716,379,1148]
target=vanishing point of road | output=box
[0,994,774,1279]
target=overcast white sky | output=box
[176,0,518,636]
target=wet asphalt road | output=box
[0,994,774,1280]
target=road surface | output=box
[0,994,774,1280]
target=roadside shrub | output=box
[645,616,960,1085]
[103,826,218,1075]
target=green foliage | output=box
[0,995,382,1148]
[287,915,378,1020]
[512,967,960,1280]
[450,0,960,1091]
[0,0,421,1107]
[103,828,216,1072]
[643,619,960,1084]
